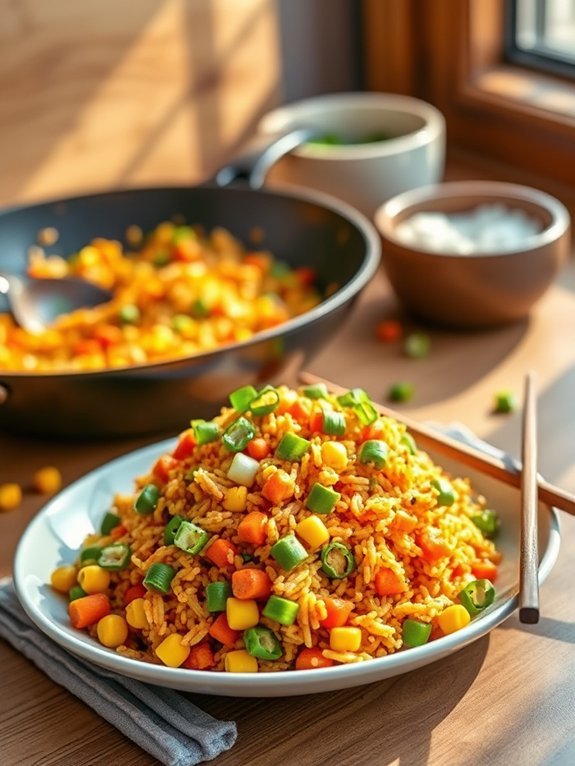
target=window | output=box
[507,0,575,75]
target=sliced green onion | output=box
[337,388,377,425]
[191,419,220,445]
[275,432,311,462]
[98,543,131,571]
[321,409,346,436]
[164,515,184,545]
[494,390,517,414]
[402,619,432,647]
[100,512,121,535]
[227,452,259,487]
[388,382,414,403]
[134,483,160,515]
[458,579,496,616]
[320,542,355,579]
[432,478,456,507]
[359,440,389,468]
[143,562,177,594]
[405,332,430,359]
[229,385,258,413]
[470,509,500,539]
[222,416,256,452]
[249,386,280,416]
[270,535,308,571]
[174,520,210,555]
[336,388,369,407]
[262,595,300,626]
[119,304,140,324]
[243,625,283,660]
[191,297,210,318]
[206,581,231,612]
[68,585,87,602]
[400,433,417,455]
[79,546,102,565]
[306,483,340,515]
[300,383,328,400]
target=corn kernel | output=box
[321,441,348,471]
[155,633,190,667]
[224,649,258,673]
[125,597,149,629]
[32,466,62,495]
[226,597,259,630]
[437,604,471,635]
[97,614,129,648]
[330,626,362,652]
[223,486,248,512]
[0,483,23,512]
[295,515,330,549]
[50,565,78,594]
[77,565,111,594]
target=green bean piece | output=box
[470,509,500,539]
[275,432,311,462]
[243,626,283,660]
[222,417,256,452]
[359,439,389,468]
[134,484,160,515]
[164,515,185,545]
[100,511,121,535]
[79,546,103,566]
[400,433,417,455]
[262,595,300,626]
[431,478,456,507]
[458,579,496,616]
[174,521,210,556]
[98,543,131,571]
[321,409,346,436]
[305,483,340,515]
[143,562,177,594]
[402,619,432,647]
[320,542,355,579]
[494,390,517,414]
[300,383,328,400]
[191,419,220,445]
[388,381,415,403]
[206,581,232,612]
[270,535,308,571]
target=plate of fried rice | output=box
[14,384,560,697]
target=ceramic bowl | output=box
[374,180,571,328]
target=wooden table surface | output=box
[2,257,575,766]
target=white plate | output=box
[14,437,560,697]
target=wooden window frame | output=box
[362,0,575,211]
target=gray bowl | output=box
[374,180,571,329]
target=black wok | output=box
[0,136,380,438]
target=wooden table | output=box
[2,260,575,766]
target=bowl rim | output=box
[258,92,446,161]
[374,180,571,258]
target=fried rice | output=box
[54,384,501,672]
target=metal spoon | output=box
[0,272,112,333]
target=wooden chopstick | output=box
[298,370,575,518]
[519,372,540,624]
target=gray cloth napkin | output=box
[0,579,237,766]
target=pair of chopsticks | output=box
[299,371,575,623]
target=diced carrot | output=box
[376,319,403,343]
[208,613,240,646]
[295,647,335,670]
[183,642,216,670]
[361,419,385,442]
[92,324,123,349]
[262,470,295,505]
[294,266,316,286]
[418,528,451,563]
[308,410,324,434]
[110,524,127,540]
[237,511,268,546]
[69,593,111,629]
[374,568,406,596]
[172,429,196,460]
[231,568,272,600]
[288,398,312,423]
[471,560,498,582]
[153,454,177,484]
[204,538,237,569]
[450,564,465,581]
[243,253,271,273]
[72,339,102,357]
[246,437,270,461]
[124,583,147,606]
[277,388,298,414]
[319,597,354,629]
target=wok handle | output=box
[212,127,316,190]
